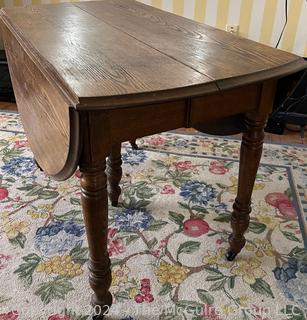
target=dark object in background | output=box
[0,50,15,102]
[266,63,307,138]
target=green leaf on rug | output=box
[152,159,168,168]
[0,296,11,304]
[113,290,130,301]
[213,213,231,223]
[3,149,23,161]
[110,258,122,266]
[197,289,214,305]
[24,185,44,196]
[176,300,203,313]
[9,232,26,248]
[206,274,225,281]
[39,190,60,200]
[227,276,236,289]
[4,176,15,183]
[281,305,306,320]
[177,241,200,258]
[288,246,307,262]
[284,188,293,200]
[282,231,301,242]
[216,183,228,189]
[168,171,192,187]
[14,253,41,285]
[70,244,88,265]
[55,210,83,223]
[135,185,155,199]
[209,278,227,291]
[35,277,74,304]
[148,237,158,250]
[191,205,209,214]
[178,202,190,209]
[0,139,9,146]
[204,266,223,275]
[250,278,274,298]
[248,222,266,234]
[147,220,168,231]
[169,211,185,225]
[17,184,37,191]
[63,308,89,320]
[159,283,173,296]
[70,197,81,205]
[125,234,140,245]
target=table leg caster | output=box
[111,200,119,207]
[225,251,237,261]
[129,140,138,150]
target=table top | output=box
[1,0,306,109]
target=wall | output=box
[139,0,307,56]
[0,0,306,56]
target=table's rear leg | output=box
[226,112,267,261]
[80,160,113,318]
[129,139,139,150]
[106,144,122,207]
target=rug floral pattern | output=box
[0,112,306,320]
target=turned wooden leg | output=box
[226,113,267,261]
[106,144,122,207]
[80,161,112,318]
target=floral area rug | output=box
[0,111,307,320]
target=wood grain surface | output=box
[1,22,80,179]
[1,1,306,109]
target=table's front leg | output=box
[226,112,267,261]
[107,144,122,207]
[80,160,113,318]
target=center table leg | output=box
[106,144,122,207]
[226,112,267,261]
[80,160,113,318]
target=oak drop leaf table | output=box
[1,0,306,317]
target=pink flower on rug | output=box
[134,278,154,303]
[75,170,81,179]
[0,254,11,270]
[150,250,160,257]
[159,239,167,248]
[174,161,194,171]
[134,294,144,303]
[161,185,175,194]
[48,315,71,320]
[216,239,224,245]
[278,201,297,218]
[107,228,125,256]
[141,278,150,286]
[0,188,9,200]
[146,136,165,146]
[265,192,297,218]
[209,161,229,175]
[265,192,289,208]
[183,218,210,237]
[0,311,18,320]
[14,140,28,148]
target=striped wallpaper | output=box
[0,0,306,56]
[139,0,307,57]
